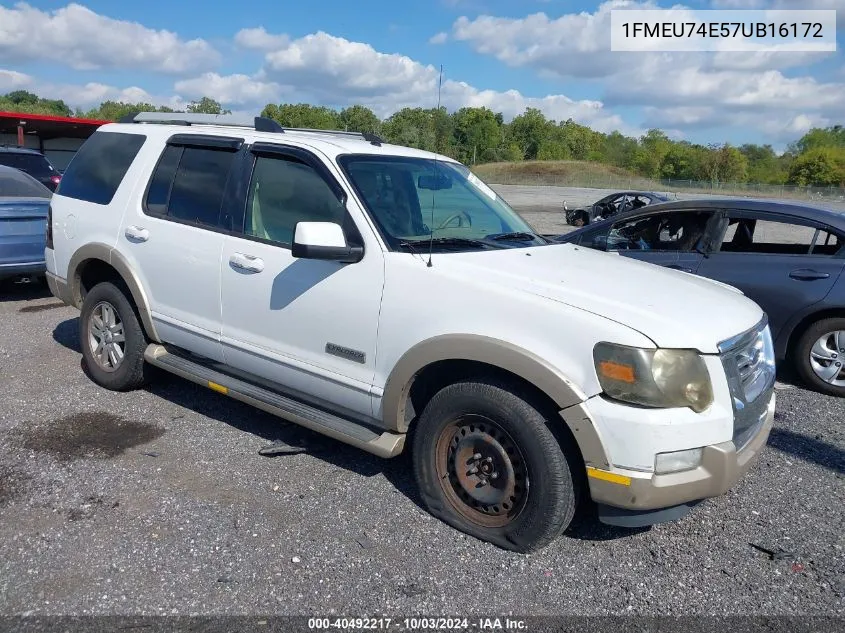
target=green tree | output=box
[187,97,231,115]
[381,107,438,152]
[339,105,380,133]
[790,125,845,154]
[82,100,176,121]
[740,144,788,184]
[601,131,638,170]
[632,129,671,178]
[508,108,549,160]
[787,147,845,186]
[0,90,72,116]
[262,103,341,129]
[452,106,501,164]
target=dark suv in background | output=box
[0,146,62,191]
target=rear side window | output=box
[56,131,146,205]
[0,153,53,177]
[720,217,843,256]
[144,145,236,228]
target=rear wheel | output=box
[571,212,588,227]
[79,281,151,391]
[795,318,845,397]
[412,378,579,553]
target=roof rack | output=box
[118,111,384,145]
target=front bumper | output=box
[583,392,774,512]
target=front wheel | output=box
[79,281,151,391]
[794,318,845,397]
[412,379,579,553]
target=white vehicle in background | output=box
[45,112,776,552]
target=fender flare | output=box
[381,334,586,433]
[67,242,161,342]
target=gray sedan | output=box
[556,198,845,397]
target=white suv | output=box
[45,112,776,552]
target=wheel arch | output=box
[782,306,845,361]
[382,335,586,435]
[67,243,160,342]
[382,334,611,474]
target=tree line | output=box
[3,89,843,187]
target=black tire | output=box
[79,281,151,391]
[412,378,579,553]
[794,317,845,397]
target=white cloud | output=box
[234,27,290,51]
[429,32,449,44]
[0,2,220,73]
[174,73,283,105]
[450,0,844,139]
[0,68,188,110]
[0,68,31,91]
[226,30,638,133]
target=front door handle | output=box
[125,225,149,242]
[666,264,693,273]
[789,269,830,281]
[229,252,264,273]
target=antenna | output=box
[427,64,444,268]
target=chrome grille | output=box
[719,318,776,450]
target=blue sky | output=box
[0,0,843,150]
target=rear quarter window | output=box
[56,131,146,205]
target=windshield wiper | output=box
[398,237,499,250]
[488,232,546,242]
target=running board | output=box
[144,344,405,458]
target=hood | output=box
[439,243,763,354]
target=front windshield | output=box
[338,155,547,251]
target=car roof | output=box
[561,196,845,240]
[0,145,45,155]
[644,197,845,226]
[97,122,458,164]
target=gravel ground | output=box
[0,187,844,618]
[0,283,843,618]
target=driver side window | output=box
[606,212,712,252]
[244,154,346,247]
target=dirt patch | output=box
[0,465,30,505]
[20,412,165,461]
[19,301,67,313]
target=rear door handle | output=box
[789,269,830,281]
[229,252,264,273]
[666,264,693,273]
[125,225,149,242]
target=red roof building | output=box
[0,111,110,171]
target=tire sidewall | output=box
[413,381,576,552]
[79,282,146,390]
[795,318,845,396]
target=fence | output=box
[485,172,845,204]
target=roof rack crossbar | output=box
[118,112,385,144]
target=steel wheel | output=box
[434,414,529,528]
[87,301,126,372]
[809,329,845,387]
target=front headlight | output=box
[593,342,714,413]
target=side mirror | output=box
[291,222,363,263]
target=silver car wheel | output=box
[88,301,126,372]
[809,329,845,387]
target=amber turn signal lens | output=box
[599,360,636,383]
